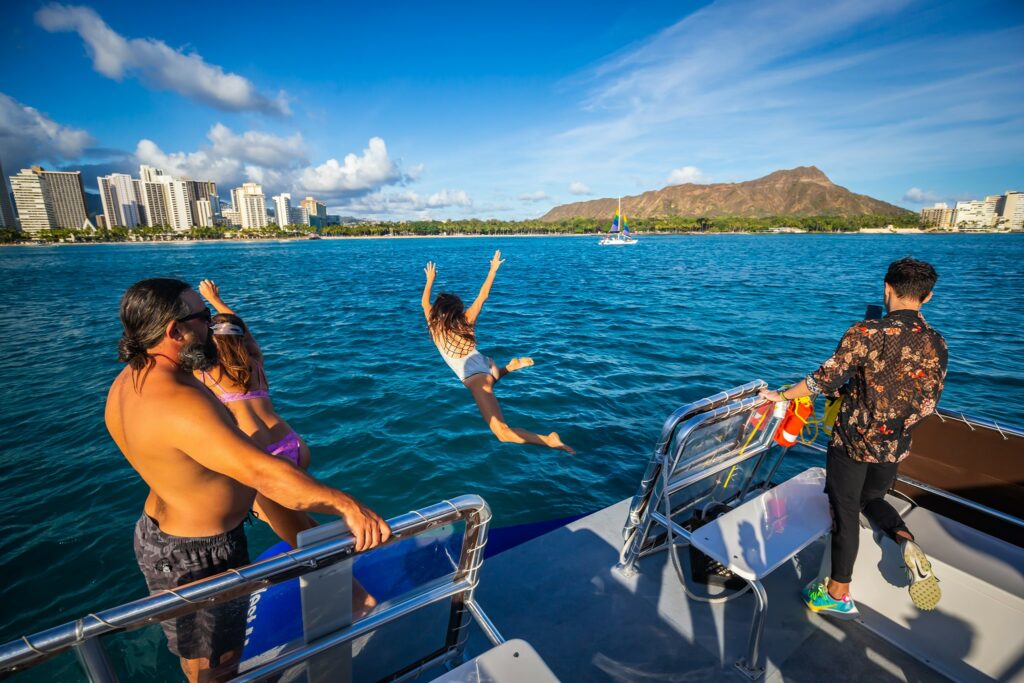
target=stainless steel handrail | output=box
[896,475,1024,530]
[0,494,497,678]
[618,391,782,573]
[934,407,1024,440]
[801,441,1024,529]
[622,380,767,541]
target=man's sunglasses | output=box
[176,307,212,323]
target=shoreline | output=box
[1,230,1019,247]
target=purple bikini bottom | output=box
[266,431,302,468]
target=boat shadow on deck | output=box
[469,499,959,682]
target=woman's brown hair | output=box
[428,292,476,349]
[209,313,257,390]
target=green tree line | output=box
[0,213,934,244]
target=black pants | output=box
[825,446,910,583]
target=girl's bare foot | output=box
[544,432,575,455]
[505,357,534,372]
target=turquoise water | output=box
[0,234,1022,678]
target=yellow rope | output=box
[722,402,771,489]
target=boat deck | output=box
[468,497,978,682]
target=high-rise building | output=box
[159,176,194,231]
[40,169,88,228]
[295,206,309,225]
[955,197,998,230]
[999,191,1024,231]
[140,179,170,228]
[300,196,327,228]
[221,207,241,228]
[920,203,955,229]
[0,157,16,229]
[272,193,293,226]
[184,179,219,226]
[133,180,148,226]
[10,168,55,233]
[98,173,143,228]
[232,183,268,229]
[139,165,163,182]
[195,198,216,227]
[9,166,87,232]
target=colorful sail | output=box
[622,211,630,235]
[609,208,620,233]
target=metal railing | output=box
[800,439,1024,530]
[934,407,1024,441]
[617,382,784,575]
[0,494,502,682]
[621,380,767,545]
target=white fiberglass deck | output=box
[690,467,830,582]
[468,494,1024,682]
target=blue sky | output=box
[1,0,1021,219]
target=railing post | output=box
[443,499,492,667]
[74,638,118,683]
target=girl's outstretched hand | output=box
[489,250,505,271]
[424,261,436,281]
[198,279,221,302]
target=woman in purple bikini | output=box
[196,279,314,546]
[197,280,377,617]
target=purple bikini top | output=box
[202,364,269,404]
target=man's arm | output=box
[761,323,869,403]
[465,250,504,324]
[422,261,436,320]
[170,390,390,550]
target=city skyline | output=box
[1,0,1022,221]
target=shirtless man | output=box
[106,278,390,682]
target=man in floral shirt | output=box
[761,258,947,615]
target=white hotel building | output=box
[98,173,143,228]
[232,183,268,229]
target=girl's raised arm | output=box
[466,250,504,324]
[422,261,436,320]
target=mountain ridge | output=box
[540,166,910,221]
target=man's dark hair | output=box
[885,258,938,302]
[118,278,191,372]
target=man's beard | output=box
[178,335,218,372]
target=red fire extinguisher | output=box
[773,396,813,448]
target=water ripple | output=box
[0,234,1022,653]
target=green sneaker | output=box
[902,540,941,610]
[802,579,859,618]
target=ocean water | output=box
[0,234,1022,679]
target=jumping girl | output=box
[422,251,574,455]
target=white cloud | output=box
[134,128,411,202]
[568,181,591,195]
[206,124,305,167]
[426,189,472,207]
[406,163,425,181]
[902,187,943,205]
[35,4,289,116]
[296,138,402,197]
[519,190,550,202]
[343,188,473,216]
[135,123,305,186]
[0,92,94,171]
[666,165,708,185]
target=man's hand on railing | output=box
[340,496,392,551]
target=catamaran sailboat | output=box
[599,199,637,245]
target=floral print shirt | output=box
[806,309,947,464]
